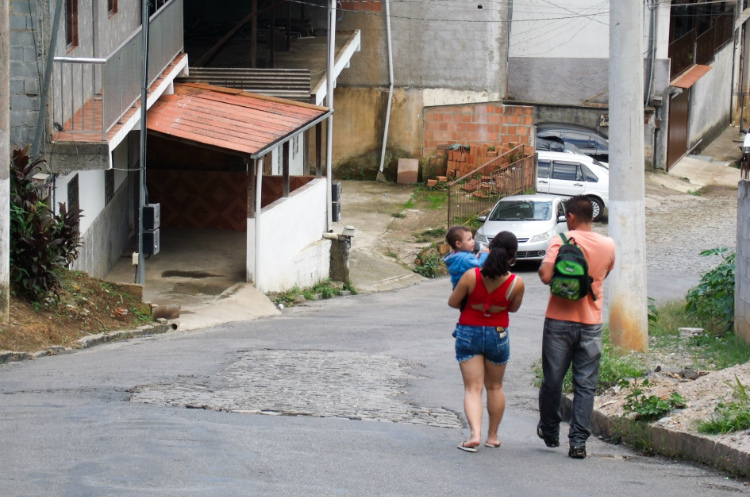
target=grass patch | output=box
[270,279,357,307]
[413,243,447,278]
[392,212,406,219]
[698,376,750,435]
[334,148,411,181]
[413,227,447,243]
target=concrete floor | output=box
[105,227,278,331]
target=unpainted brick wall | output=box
[737,180,750,344]
[422,103,534,157]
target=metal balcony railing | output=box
[52,0,183,140]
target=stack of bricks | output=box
[445,143,515,180]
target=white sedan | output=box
[536,151,609,221]
[473,194,568,262]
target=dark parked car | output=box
[536,123,609,161]
[535,136,587,156]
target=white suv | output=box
[536,151,610,221]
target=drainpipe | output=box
[31,0,64,160]
[645,0,656,106]
[325,0,336,230]
[376,0,393,183]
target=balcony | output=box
[51,0,185,145]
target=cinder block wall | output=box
[423,104,534,157]
[9,0,42,148]
[737,180,750,344]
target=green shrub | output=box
[685,248,735,336]
[9,146,83,301]
[621,378,686,422]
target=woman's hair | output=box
[446,225,471,249]
[481,231,518,279]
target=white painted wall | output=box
[509,0,610,58]
[53,169,105,235]
[269,136,305,176]
[689,43,734,145]
[247,178,330,292]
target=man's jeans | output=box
[538,317,603,446]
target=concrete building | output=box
[8,0,345,294]
[508,0,749,172]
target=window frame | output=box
[65,0,79,51]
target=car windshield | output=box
[593,159,608,170]
[488,201,553,221]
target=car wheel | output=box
[589,197,604,221]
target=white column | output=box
[0,0,10,322]
[609,0,649,351]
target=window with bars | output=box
[65,0,78,50]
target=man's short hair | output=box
[565,196,594,223]
[446,225,471,249]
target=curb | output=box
[0,320,180,366]
[561,395,750,477]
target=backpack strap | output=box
[559,233,569,244]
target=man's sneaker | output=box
[568,445,586,459]
[536,422,559,448]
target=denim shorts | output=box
[452,324,510,365]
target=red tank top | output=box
[458,268,516,327]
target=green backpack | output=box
[549,234,596,301]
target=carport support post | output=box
[1,0,10,323]
[283,141,290,197]
[608,0,648,351]
[316,122,322,178]
[254,158,263,289]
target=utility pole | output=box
[608,1,648,351]
[1,0,10,323]
[137,0,149,285]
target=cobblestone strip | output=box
[130,350,462,429]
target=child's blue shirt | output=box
[443,250,489,289]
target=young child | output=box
[443,225,489,289]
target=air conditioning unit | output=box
[143,203,161,230]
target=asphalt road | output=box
[0,268,745,496]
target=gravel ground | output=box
[593,184,738,274]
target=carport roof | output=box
[147,83,330,158]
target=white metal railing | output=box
[53,0,183,140]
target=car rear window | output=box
[551,162,582,181]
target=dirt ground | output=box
[0,272,152,353]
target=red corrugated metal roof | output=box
[671,64,712,89]
[147,83,329,157]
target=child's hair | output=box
[481,231,518,279]
[564,195,594,223]
[446,225,471,250]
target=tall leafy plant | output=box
[9,146,83,300]
[685,248,735,336]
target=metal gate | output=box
[667,89,690,171]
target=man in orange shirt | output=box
[536,196,616,459]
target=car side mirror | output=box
[477,215,487,223]
[557,215,566,224]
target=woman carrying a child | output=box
[448,231,525,452]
